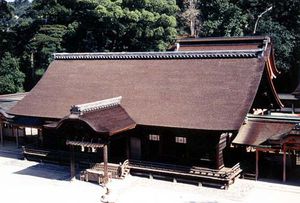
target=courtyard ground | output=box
[0,145,300,203]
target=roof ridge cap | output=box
[54,49,264,60]
[70,96,122,115]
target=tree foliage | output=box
[1,0,300,93]
[4,0,178,90]
[0,0,13,26]
[199,0,248,37]
[177,0,300,92]
[0,0,14,56]
[65,0,178,52]
[0,52,25,94]
[27,24,67,77]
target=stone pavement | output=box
[0,145,300,203]
[104,175,300,203]
[0,146,103,203]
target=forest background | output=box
[0,0,299,94]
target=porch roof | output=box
[233,120,295,147]
[45,99,136,136]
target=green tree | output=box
[199,0,248,37]
[0,0,15,57]
[0,0,13,27]
[238,0,300,91]
[13,0,31,17]
[65,0,178,51]
[26,24,67,82]
[0,52,25,94]
[256,19,296,71]
[15,0,71,89]
[10,0,178,90]
[28,0,71,25]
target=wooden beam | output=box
[256,149,259,180]
[66,140,104,148]
[70,145,76,179]
[283,144,286,182]
[103,144,108,184]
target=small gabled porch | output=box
[44,96,136,184]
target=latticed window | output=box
[149,134,160,141]
[175,136,187,144]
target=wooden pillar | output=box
[103,144,108,184]
[70,145,76,179]
[11,126,16,146]
[0,123,3,146]
[23,128,26,145]
[216,133,227,169]
[38,129,43,145]
[16,128,19,148]
[283,144,286,182]
[255,149,259,180]
[126,136,130,159]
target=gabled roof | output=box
[9,37,281,131]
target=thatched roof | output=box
[9,36,281,131]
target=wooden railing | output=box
[22,146,100,165]
[126,159,242,189]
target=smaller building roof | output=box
[233,119,295,147]
[173,36,269,51]
[0,92,27,111]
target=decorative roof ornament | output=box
[53,50,264,60]
[70,96,122,115]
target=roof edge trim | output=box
[247,114,300,123]
[53,50,263,60]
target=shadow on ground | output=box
[14,163,70,180]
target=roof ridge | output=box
[176,36,270,43]
[70,96,122,115]
[54,49,264,60]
